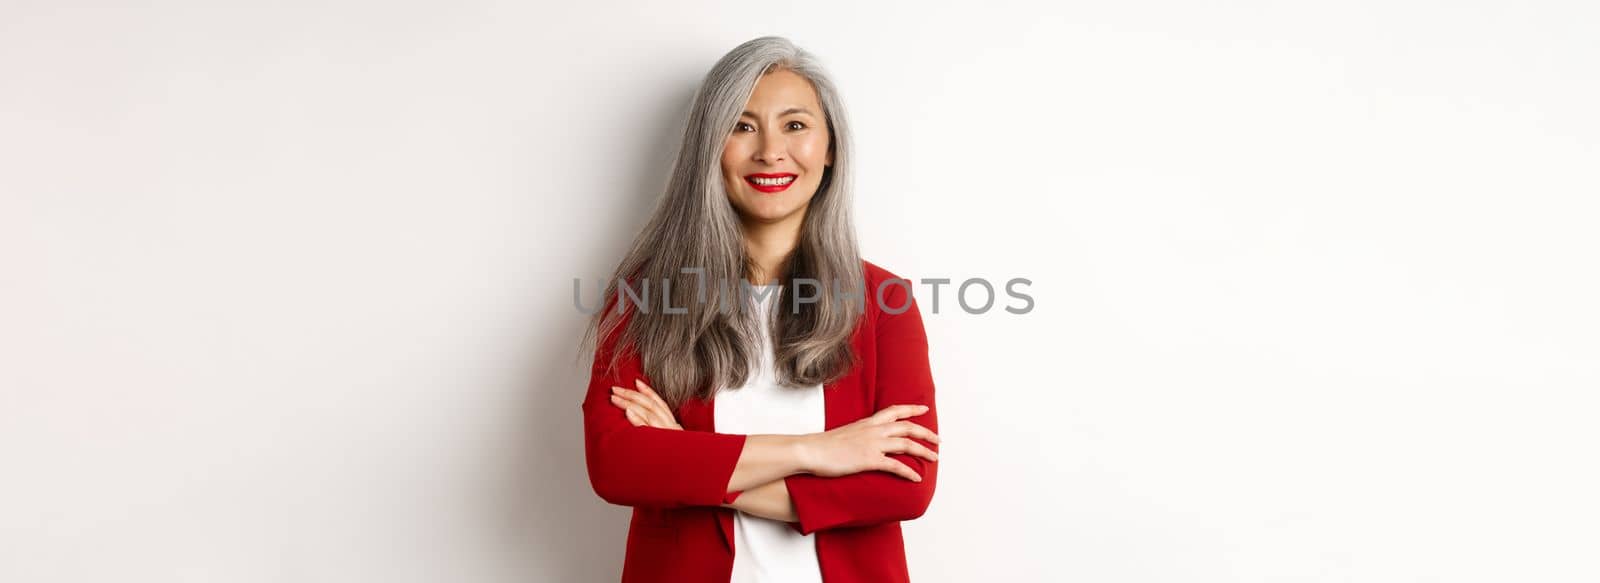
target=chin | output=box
[746,210,793,223]
[735,203,797,223]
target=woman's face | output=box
[720,69,833,227]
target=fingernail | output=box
[611,386,620,393]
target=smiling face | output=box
[720,68,833,228]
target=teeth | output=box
[750,175,795,186]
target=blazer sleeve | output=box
[782,282,940,534]
[581,299,749,509]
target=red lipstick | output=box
[744,172,797,194]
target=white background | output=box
[3,1,1597,581]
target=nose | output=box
[754,131,785,163]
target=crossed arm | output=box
[727,477,801,522]
[607,380,827,523]
[597,378,937,530]
[583,284,940,534]
[609,378,805,521]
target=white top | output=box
[713,285,826,583]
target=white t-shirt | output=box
[713,285,826,583]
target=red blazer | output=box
[581,259,940,582]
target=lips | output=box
[744,172,797,194]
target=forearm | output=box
[725,434,810,493]
[721,478,796,522]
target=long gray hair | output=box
[581,36,864,409]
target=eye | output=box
[733,122,754,133]
[787,121,806,130]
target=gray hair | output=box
[581,35,864,409]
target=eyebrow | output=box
[740,107,816,119]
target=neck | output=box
[740,211,805,286]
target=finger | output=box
[887,437,939,463]
[874,404,930,423]
[871,405,910,422]
[619,393,664,427]
[880,458,923,482]
[614,387,659,410]
[629,382,682,430]
[613,392,660,428]
[623,407,645,427]
[624,389,672,428]
[635,379,674,416]
[613,387,649,409]
[625,402,672,430]
[888,421,942,445]
[640,404,672,429]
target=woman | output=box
[580,36,941,583]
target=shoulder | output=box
[860,258,910,290]
[859,259,918,317]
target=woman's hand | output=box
[610,378,683,431]
[798,404,940,482]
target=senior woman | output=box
[580,36,942,583]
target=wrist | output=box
[790,433,816,475]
